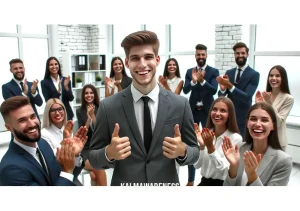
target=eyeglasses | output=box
[49,107,64,114]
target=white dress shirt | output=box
[194,129,242,180]
[13,78,38,97]
[131,83,159,141]
[167,76,181,93]
[41,124,82,167]
[51,76,62,101]
[13,138,73,182]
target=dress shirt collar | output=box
[197,64,207,71]
[50,124,64,136]
[51,75,61,82]
[131,83,160,103]
[236,64,248,71]
[13,78,24,85]
[13,138,37,157]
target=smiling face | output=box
[5,104,41,145]
[125,44,160,90]
[268,68,282,90]
[195,49,207,67]
[234,47,248,67]
[48,59,60,76]
[247,108,274,141]
[167,60,177,75]
[113,59,123,74]
[84,87,94,104]
[211,101,229,127]
[49,103,65,128]
[10,62,25,81]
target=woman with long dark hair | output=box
[194,97,242,186]
[255,65,294,151]
[222,102,292,186]
[41,57,74,120]
[76,84,107,186]
[105,57,132,97]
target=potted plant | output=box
[76,77,83,88]
[95,75,102,86]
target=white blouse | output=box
[167,76,181,93]
[194,129,242,180]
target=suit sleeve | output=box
[250,156,292,186]
[0,165,74,186]
[202,68,219,95]
[2,84,15,100]
[273,95,294,127]
[176,98,200,166]
[41,80,51,102]
[231,71,260,104]
[76,108,85,127]
[65,80,74,101]
[88,101,115,169]
[182,69,193,94]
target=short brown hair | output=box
[0,96,30,122]
[121,30,160,58]
[232,42,249,53]
[9,58,24,69]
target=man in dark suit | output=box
[2,59,43,121]
[217,42,260,139]
[89,30,199,186]
[0,96,87,186]
[182,44,219,186]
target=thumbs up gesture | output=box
[163,124,187,159]
[106,123,131,161]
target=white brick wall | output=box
[214,24,242,74]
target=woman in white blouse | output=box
[194,97,242,186]
[159,58,184,95]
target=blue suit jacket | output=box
[0,139,75,186]
[2,79,43,120]
[218,66,260,126]
[183,65,219,113]
[41,77,74,120]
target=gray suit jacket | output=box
[272,92,294,147]
[224,143,292,186]
[89,85,199,186]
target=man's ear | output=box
[125,58,129,68]
[5,123,12,132]
[156,55,160,66]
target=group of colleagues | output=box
[0,30,294,186]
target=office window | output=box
[0,25,17,33]
[145,24,166,54]
[21,25,48,34]
[170,24,215,52]
[255,56,299,116]
[113,25,142,55]
[256,24,300,51]
[241,24,250,47]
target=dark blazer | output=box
[218,66,260,128]
[120,75,132,90]
[183,65,219,113]
[89,85,199,185]
[76,105,99,152]
[41,77,74,120]
[2,79,43,120]
[0,139,75,186]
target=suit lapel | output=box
[148,87,169,156]
[121,88,147,156]
[228,69,236,84]
[9,79,22,95]
[273,92,284,108]
[256,146,276,177]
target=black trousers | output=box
[198,177,224,186]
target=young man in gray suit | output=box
[89,30,199,186]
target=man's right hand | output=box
[191,68,198,84]
[56,139,76,174]
[106,123,131,161]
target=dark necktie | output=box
[235,68,242,85]
[142,96,152,153]
[36,148,49,176]
[20,81,24,92]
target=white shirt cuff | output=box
[31,91,38,97]
[105,146,115,162]
[60,171,74,182]
[190,80,197,86]
[200,80,206,86]
[229,85,235,92]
